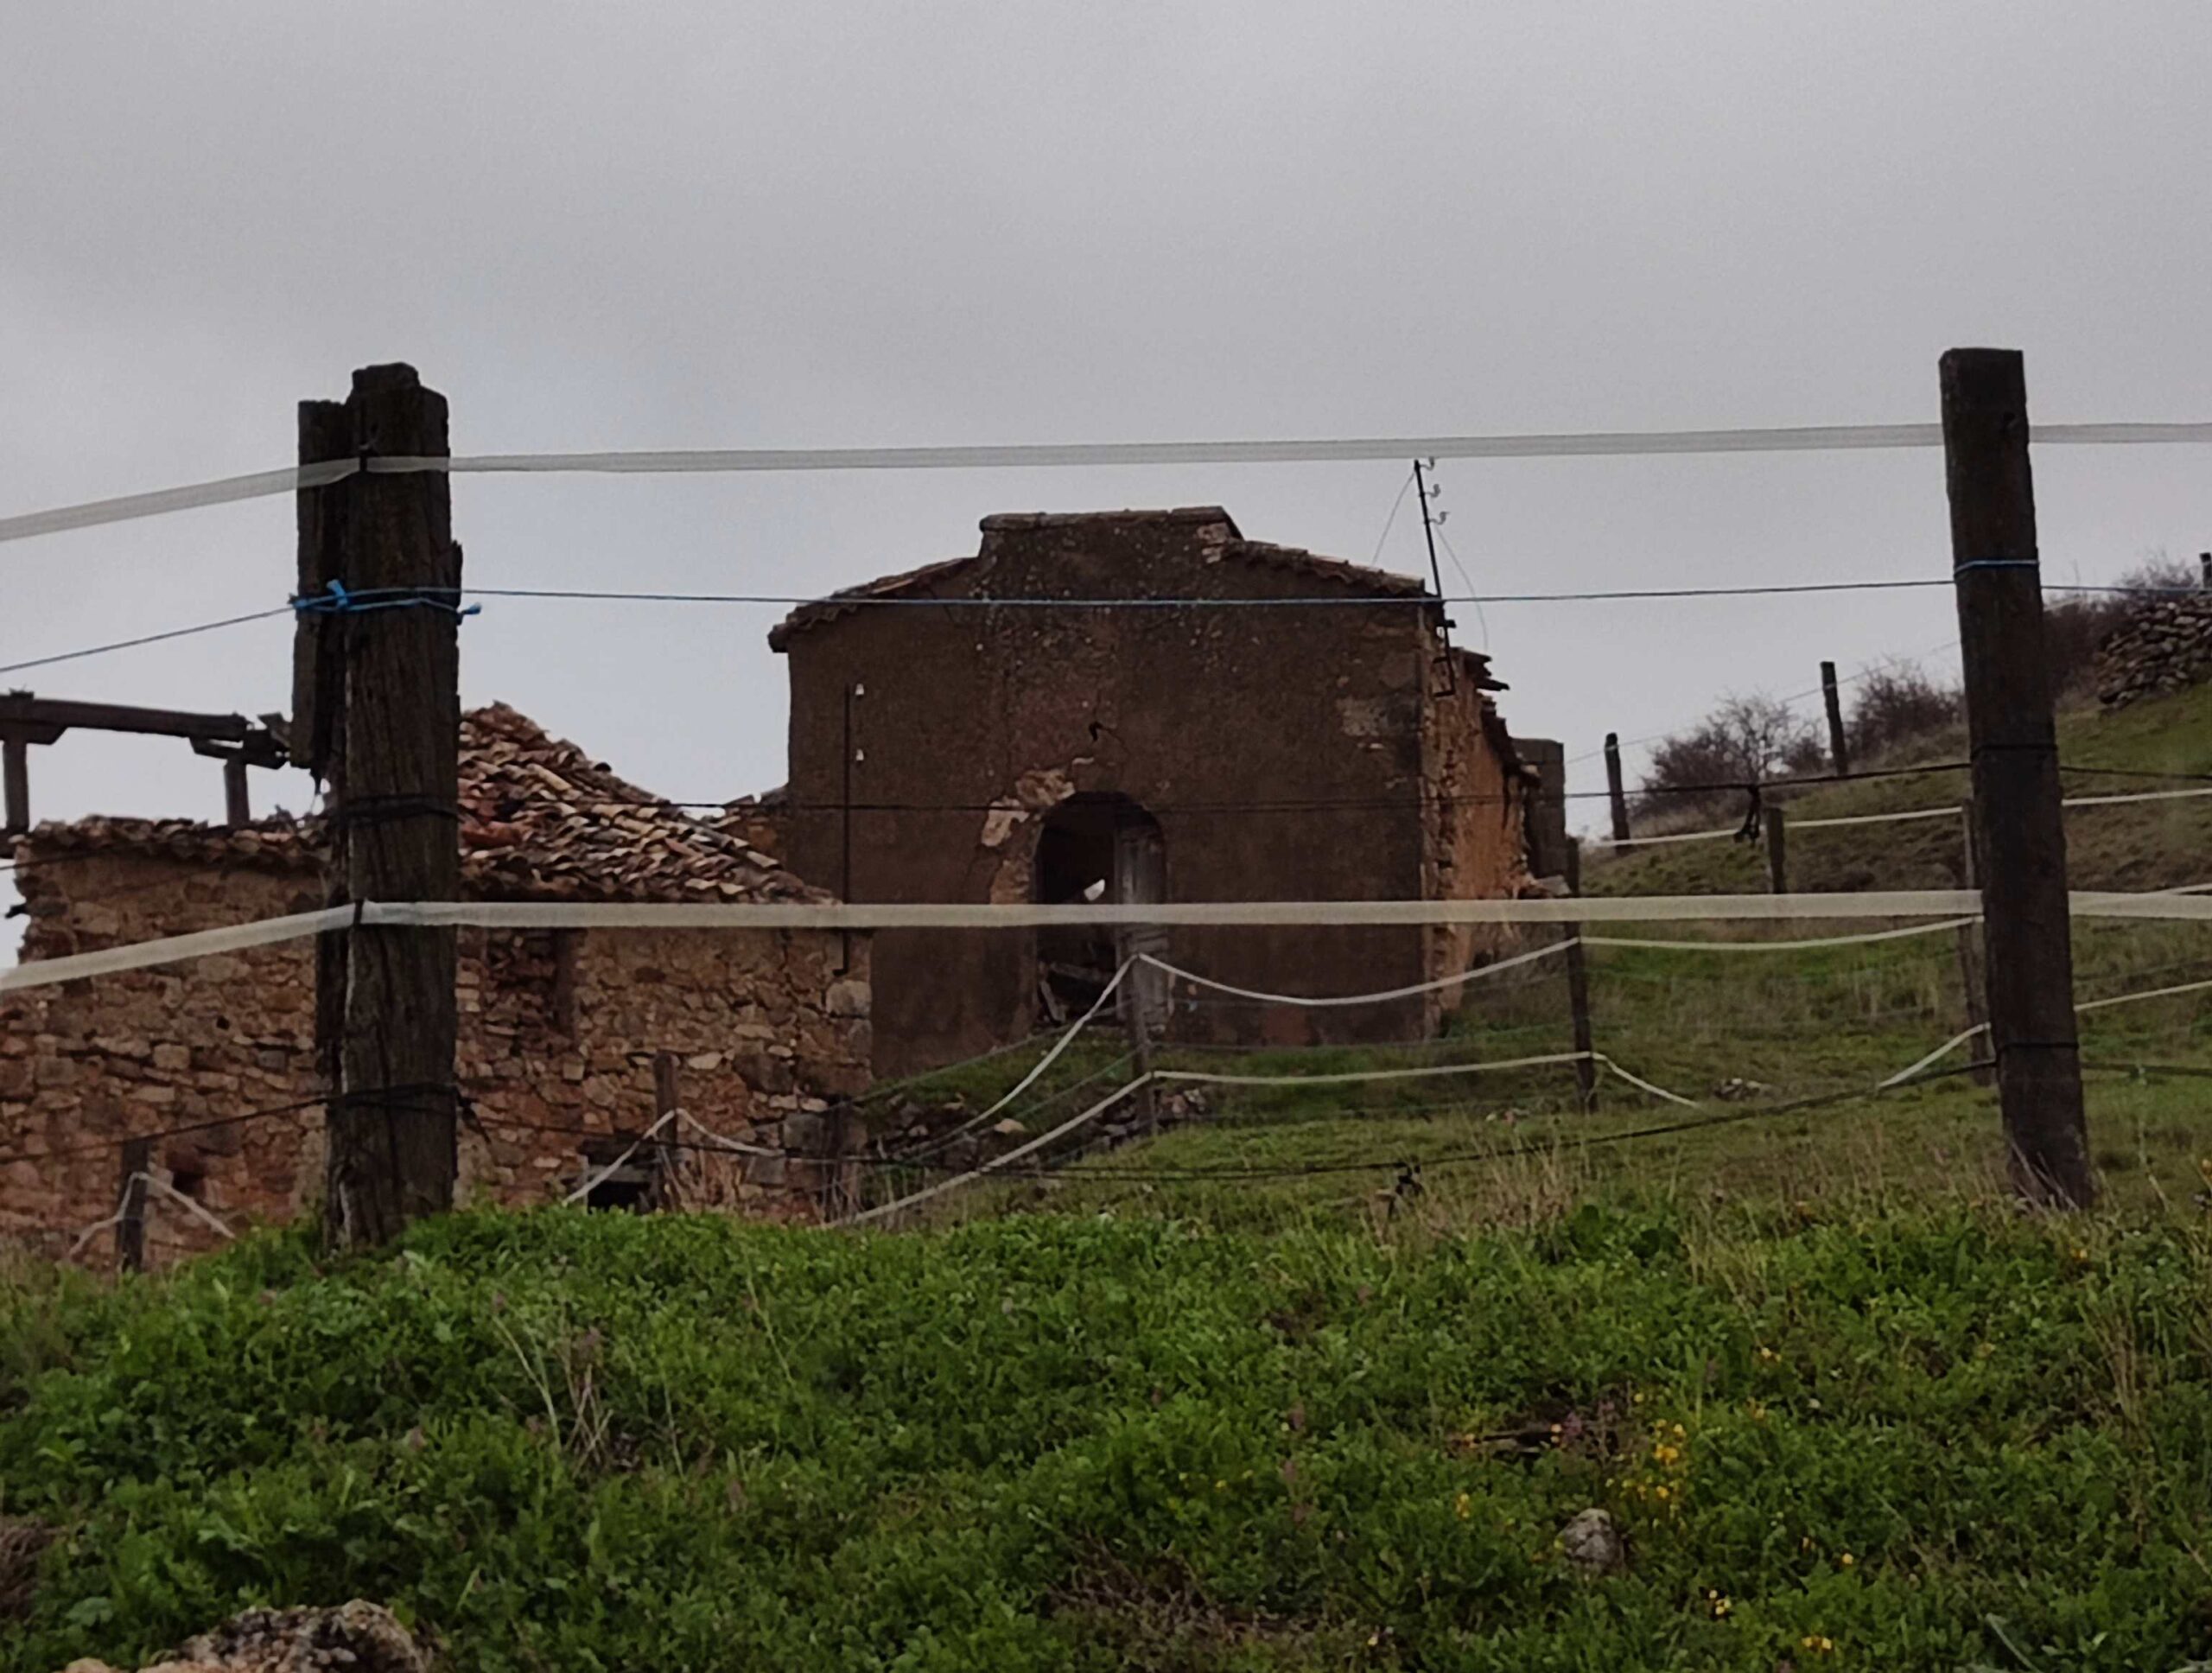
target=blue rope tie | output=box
[1951,557,2041,576]
[290,580,480,620]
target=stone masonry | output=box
[1,705,872,1266]
[749,507,1537,1074]
[2095,591,2212,708]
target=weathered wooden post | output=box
[1763,805,1788,894]
[302,364,463,1248]
[1603,733,1630,843]
[653,1051,683,1205]
[1821,660,1851,778]
[1563,838,1598,1111]
[1942,347,2092,1207]
[115,1136,149,1273]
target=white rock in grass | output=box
[1558,1507,1627,1578]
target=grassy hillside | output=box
[1586,681,2212,897]
[10,1206,2212,1672]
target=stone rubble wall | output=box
[2094,593,2212,708]
[1,847,872,1267]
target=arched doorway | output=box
[1033,793,1166,1027]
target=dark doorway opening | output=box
[576,1135,659,1212]
[1034,794,1165,1022]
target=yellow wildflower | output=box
[1454,1492,1471,1521]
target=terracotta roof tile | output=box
[14,703,829,906]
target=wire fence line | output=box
[17,917,2212,1243]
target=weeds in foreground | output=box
[6,1203,2212,1671]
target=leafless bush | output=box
[1847,665,1960,763]
[1637,693,1817,817]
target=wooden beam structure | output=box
[0,693,289,831]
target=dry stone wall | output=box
[1,844,872,1266]
[2094,593,2212,708]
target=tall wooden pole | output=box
[1562,838,1597,1112]
[322,364,462,1247]
[1603,733,1630,843]
[1821,660,1851,778]
[1941,347,2091,1207]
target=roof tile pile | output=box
[16,703,823,906]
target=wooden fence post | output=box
[1603,733,1630,843]
[1563,838,1597,1111]
[318,364,463,1248]
[115,1136,149,1273]
[1821,660,1851,778]
[1941,347,2091,1207]
[1763,804,1788,894]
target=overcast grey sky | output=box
[5,3,2209,918]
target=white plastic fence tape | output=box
[561,1108,677,1205]
[148,1174,237,1240]
[1874,970,2212,1089]
[1154,1051,1595,1091]
[0,460,357,545]
[1159,1051,1698,1106]
[358,893,1998,931]
[1593,784,2212,851]
[65,1178,138,1258]
[1583,919,1977,952]
[2074,974,2212,1014]
[1137,938,1568,1008]
[2062,786,2212,811]
[1601,1059,1701,1107]
[15,892,2212,996]
[7,421,2209,546]
[0,906,355,994]
[677,1110,783,1159]
[1795,805,1968,831]
[836,1078,1152,1228]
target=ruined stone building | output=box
[1,704,872,1264]
[736,507,1536,1074]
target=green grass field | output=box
[5,685,2212,1670]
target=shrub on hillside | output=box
[1637,694,1817,818]
[1847,665,1960,763]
